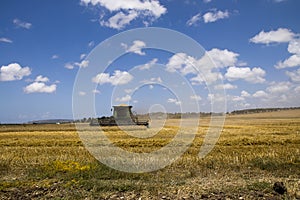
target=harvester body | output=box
[90,105,149,127]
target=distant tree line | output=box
[26,107,299,124]
[229,107,300,115]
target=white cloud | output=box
[203,9,229,23]
[266,81,291,93]
[250,28,295,44]
[124,88,134,94]
[288,39,300,55]
[24,82,56,94]
[79,91,86,96]
[88,41,95,48]
[225,66,266,83]
[166,49,239,85]
[0,37,13,43]
[92,70,133,85]
[81,0,166,18]
[232,96,245,102]
[190,95,202,101]
[64,63,74,70]
[273,0,287,2]
[274,38,300,69]
[151,77,162,83]
[83,0,166,29]
[122,40,146,55]
[203,0,212,3]
[241,90,250,97]
[51,55,59,59]
[214,83,237,90]
[92,89,101,94]
[101,10,139,30]
[295,86,300,92]
[35,75,49,82]
[74,60,89,68]
[167,98,181,105]
[13,18,32,29]
[186,13,201,26]
[116,94,131,102]
[286,68,300,82]
[65,60,89,70]
[166,49,239,77]
[166,53,195,74]
[253,90,268,98]
[0,63,31,81]
[80,54,86,60]
[207,48,239,68]
[275,54,300,69]
[139,58,158,70]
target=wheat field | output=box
[0,110,299,199]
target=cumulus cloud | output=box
[139,58,158,70]
[190,95,202,101]
[92,70,133,85]
[225,66,266,83]
[35,75,49,82]
[186,13,201,26]
[74,60,89,68]
[250,28,295,44]
[81,0,166,29]
[286,68,300,82]
[266,81,291,93]
[275,54,300,69]
[51,55,59,59]
[80,54,86,60]
[64,63,74,70]
[166,49,239,84]
[207,48,239,68]
[92,89,101,94]
[13,18,32,29]
[253,90,268,98]
[65,60,89,70]
[79,91,86,96]
[24,75,57,94]
[241,90,250,97]
[100,10,139,30]
[24,82,56,94]
[0,37,13,43]
[0,63,31,81]
[214,83,237,90]
[167,98,181,105]
[231,96,245,102]
[275,39,300,69]
[166,49,239,76]
[166,53,196,74]
[116,94,131,102]
[203,9,229,23]
[122,40,146,55]
[288,39,300,55]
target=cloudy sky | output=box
[0,0,299,123]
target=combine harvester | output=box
[90,105,149,128]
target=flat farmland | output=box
[0,110,299,199]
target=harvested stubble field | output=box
[0,110,299,199]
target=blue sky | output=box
[0,0,300,123]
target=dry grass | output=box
[0,110,299,199]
